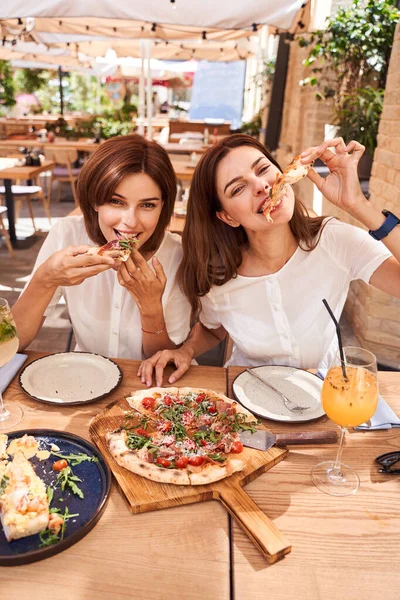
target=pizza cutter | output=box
[239,429,338,450]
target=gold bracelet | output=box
[141,325,166,335]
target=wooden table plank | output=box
[227,367,400,600]
[0,159,55,180]
[0,353,230,600]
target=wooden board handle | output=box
[217,485,291,564]
[275,430,339,445]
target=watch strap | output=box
[369,210,400,241]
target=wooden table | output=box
[227,366,400,600]
[2,357,400,599]
[163,142,209,155]
[170,159,195,184]
[0,353,230,600]
[0,139,100,154]
[0,159,55,247]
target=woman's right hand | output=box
[38,245,115,288]
[137,347,193,387]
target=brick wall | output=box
[345,22,400,368]
[277,12,400,367]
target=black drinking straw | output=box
[322,298,347,379]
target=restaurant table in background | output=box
[0,139,101,154]
[1,355,400,599]
[0,159,55,247]
[227,366,400,600]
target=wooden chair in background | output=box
[0,206,14,257]
[0,184,51,232]
[45,148,81,206]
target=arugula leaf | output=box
[46,486,54,504]
[39,506,80,547]
[51,451,98,466]
[56,466,84,499]
[208,453,227,463]
[0,475,9,495]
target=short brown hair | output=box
[77,134,177,254]
[179,134,329,320]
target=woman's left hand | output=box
[117,248,167,313]
[300,138,367,214]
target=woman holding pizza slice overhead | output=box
[139,133,400,386]
[13,134,190,359]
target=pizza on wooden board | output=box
[106,387,260,486]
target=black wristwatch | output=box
[369,210,400,241]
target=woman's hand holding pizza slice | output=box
[38,245,116,288]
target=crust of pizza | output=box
[0,452,49,541]
[106,430,245,486]
[106,430,192,485]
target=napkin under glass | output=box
[0,353,28,394]
[316,369,400,431]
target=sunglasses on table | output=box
[376,451,400,474]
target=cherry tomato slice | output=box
[208,404,217,414]
[136,428,148,437]
[231,441,244,453]
[163,396,173,406]
[175,456,189,469]
[188,456,205,467]
[200,439,207,447]
[196,393,206,403]
[142,397,156,409]
[156,457,171,468]
[53,459,68,471]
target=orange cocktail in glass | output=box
[322,366,378,428]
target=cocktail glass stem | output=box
[0,391,11,421]
[328,427,346,480]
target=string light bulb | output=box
[151,23,157,32]
[252,23,258,32]
[202,31,207,40]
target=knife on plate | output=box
[239,429,338,451]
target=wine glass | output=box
[311,346,378,496]
[0,298,23,429]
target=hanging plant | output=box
[0,60,16,108]
[297,0,399,162]
[298,0,400,103]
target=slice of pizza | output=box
[262,155,314,222]
[87,236,139,262]
[0,451,50,541]
[107,387,259,486]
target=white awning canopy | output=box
[0,1,306,32]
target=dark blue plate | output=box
[0,429,111,566]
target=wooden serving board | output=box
[89,397,291,563]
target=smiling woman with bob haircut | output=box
[139,133,400,386]
[13,134,191,359]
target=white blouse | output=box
[30,216,191,359]
[200,219,392,372]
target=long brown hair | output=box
[77,134,177,254]
[179,134,329,318]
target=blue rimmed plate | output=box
[0,429,111,566]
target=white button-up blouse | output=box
[200,219,392,371]
[31,216,191,359]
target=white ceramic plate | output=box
[19,352,122,405]
[232,365,325,423]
